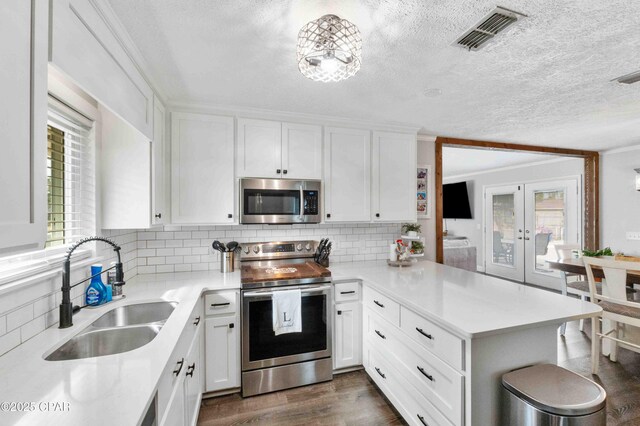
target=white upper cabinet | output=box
[171,113,235,224]
[372,131,417,222]
[0,0,47,250]
[236,119,282,178]
[49,0,153,139]
[281,122,323,179]
[101,106,151,229]
[324,127,371,222]
[152,95,167,225]
[237,119,323,179]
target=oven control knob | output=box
[252,246,260,254]
[243,246,250,254]
[305,243,312,251]
[296,243,302,251]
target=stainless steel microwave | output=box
[240,178,321,224]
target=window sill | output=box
[0,248,92,288]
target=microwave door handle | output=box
[300,185,304,218]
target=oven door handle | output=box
[243,284,332,298]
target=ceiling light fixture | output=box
[297,14,362,83]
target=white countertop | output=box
[0,260,601,425]
[0,270,241,426]
[330,260,601,339]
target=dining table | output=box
[547,257,640,356]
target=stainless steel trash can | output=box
[502,364,606,426]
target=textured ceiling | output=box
[443,147,566,177]
[107,0,640,151]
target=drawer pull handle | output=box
[375,367,386,379]
[340,290,356,295]
[415,327,433,340]
[211,302,231,307]
[186,363,195,377]
[417,366,434,382]
[373,300,384,308]
[417,414,429,425]
[173,358,184,376]
[193,316,201,326]
[374,329,386,340]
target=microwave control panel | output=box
[303,190,319,215]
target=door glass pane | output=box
[534,190,565,272]
[244,190,300,215]
[492,194,515,267]
[248,295,327,361]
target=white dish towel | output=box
[272,289,302,335]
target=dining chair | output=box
[583,256,640,375]
[555,244,597,336]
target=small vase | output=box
[407,231,417,237]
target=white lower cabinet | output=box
[204,291,241,393]
[363,285,464,426]
[159,302,204,426]
[333,282,362,370]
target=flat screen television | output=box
[443,181,472,219]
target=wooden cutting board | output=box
[241,261,331,284]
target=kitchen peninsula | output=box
[0,260,599,426]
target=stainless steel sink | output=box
[45,301,178,361]
[90,301,177,328]
[45,324,162,361]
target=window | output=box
[45,98,95,248]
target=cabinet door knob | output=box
[376,213,380,218]
[155,213,162,219]
[326,213,331,218]
[186,363,195,377]
[283,169,287,174]
[173,358,184,376]
[228,213,233,219]
[276,169,281,174]
[229,323,235,329]
[337,310,342,315]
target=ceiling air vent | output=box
[612,70,640,85]
[454,6,526,51]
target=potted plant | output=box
[402,223,421,237]
[411,240,424,255]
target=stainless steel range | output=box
[240,240,333,397]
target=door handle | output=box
[524,237,530,240]
[375,329,386,339]
[173,358,184,376]
[417,414,429,425]
[375,367,386,379]
[415,327,433,340]
[517,237,523,240]
[276,169,281,174]
[340,291,356,295]
[186,363,195,377]
[211,302,231,307]
[417,366,434,382]
[193,316,201,326]
[373,300,384,308]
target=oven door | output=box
[240,178,321,224]
[242,284,332,371]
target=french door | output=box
[484,179,580,289]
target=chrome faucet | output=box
[59,236,125,328]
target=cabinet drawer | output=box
[366,311,463,426]
[363,286,399,326]
[334,281,360,303]
[401,307,464,371]
[205,291,238,316]
[366,346,453,426]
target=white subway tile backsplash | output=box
[7,305,34,332]
[147,240,166,249]
[0,329,21,357]
[156,248,175,257]
[20,315,45,342]
[156,265,175,273]
[33,295,55,317]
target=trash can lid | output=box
[502,364,606,416]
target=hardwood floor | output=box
[197,371,406,425]
[560,320,640,425]
[198,321,640,425]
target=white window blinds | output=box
[46,97,95,247]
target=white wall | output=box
[443,157,584,269]
[417,136,437,261]
[601,146,640,256]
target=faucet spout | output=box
[59,236,125,329]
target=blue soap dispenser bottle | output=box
[85,264,107,306]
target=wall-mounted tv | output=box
[443,181,472,219]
